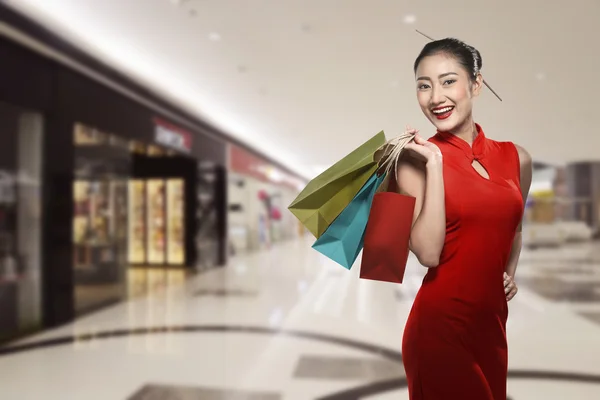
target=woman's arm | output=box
[505,144,533,277]
[504,144,532,300]
[396,135,446,267]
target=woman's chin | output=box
[431,119,457,133]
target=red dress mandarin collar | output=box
[434,123,488,162]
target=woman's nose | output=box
[430,87,445,105]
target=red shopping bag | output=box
[360,176,415,284]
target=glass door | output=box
[146,179,166,264]
[0,103,43,342]
[127,180,146,264]
[72,123,130,314]
[166,179,185,265]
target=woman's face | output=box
[415,53,482,133]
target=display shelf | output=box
[167,179,184,265]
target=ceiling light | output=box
[403,14,417,24]
[208,32,221,41]
[535,72,546,81]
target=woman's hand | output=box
[504,272,518,301]
[403,126,442,166]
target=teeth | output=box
[432,107,453,114]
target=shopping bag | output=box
[360,176,416,284]
[312,172,386,269]
[288,131,386,238]
[372,131,415,193]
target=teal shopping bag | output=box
[312,172,386,269]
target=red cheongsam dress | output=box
[402,124,524,400]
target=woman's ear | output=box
[472,73,483,97]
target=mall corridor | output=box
[1,237,600,399]
[1,0,600,399]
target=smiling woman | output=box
[414,38,483,133]
[394,37,533,400]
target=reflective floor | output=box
[1,238,600,399]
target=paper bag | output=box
[360,181,416,284]
[288,131,386,238]
[312,173,385,269]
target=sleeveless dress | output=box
[401,124,524,400]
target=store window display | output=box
[128,178,178,266]
[141,178,185,265]
[226,144,306,255]
[0,102,43,342]
[73,123,130,314]
[129,146,190,267]
[73,125,196,314]
[227,173,300,254]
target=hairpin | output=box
[415,30,503,102]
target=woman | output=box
[398,38,532,399]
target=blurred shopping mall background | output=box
[0,1,599,399]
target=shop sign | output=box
[153,118,192,153]
[227,144,305,191]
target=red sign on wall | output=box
[228,144,304,191]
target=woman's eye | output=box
[418,84,430,90]
[443,79,456,85]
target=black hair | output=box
[413,38,482,81]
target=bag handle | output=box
[375,131,414,193]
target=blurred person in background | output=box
[396,38,532,399]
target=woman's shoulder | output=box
[492,139,532,167]
[395,153,426,195]
[485,133,530,160]
[513,143,532,167]
[487,138,532,184]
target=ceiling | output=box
[7,0,600,179]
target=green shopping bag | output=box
[288,131,386,238]
[312,172,386,269]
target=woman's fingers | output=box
[405,125,419,135]
[404,142,433,162]
[414,134,427,145]
[507,286,518,301]
[404,142,426,154]
[503,273,518,301]
[404,135,442,164]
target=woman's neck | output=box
[448,118,477,146]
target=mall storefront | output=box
[227,144,306,255]
[70,118,226,315]
[0,19,228,341]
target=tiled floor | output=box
[1,238,600,399]
[128,384,281,400]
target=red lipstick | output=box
[431,106,454,120]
